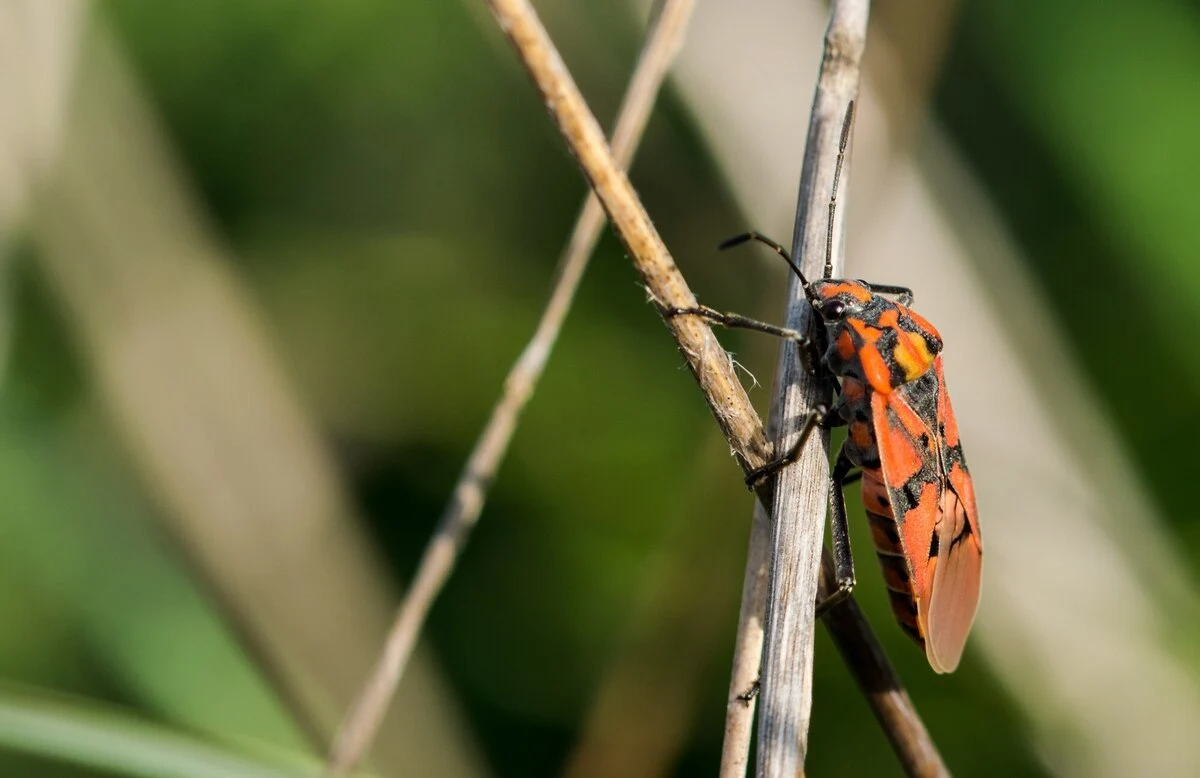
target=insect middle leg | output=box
[743,403,844,488]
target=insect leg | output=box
[662,304,809,343]
[662,303,824,373]
[717,231,810,290]
[744,405,845,488]
[718,231,791,260]
[815,445,857,617]
[862,283,913,306]
[736,679,760,705]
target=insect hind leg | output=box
[862,282,913,307]
[815,444,857,617]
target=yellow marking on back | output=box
[894,331,936,382]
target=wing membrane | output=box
[871,357,983,673]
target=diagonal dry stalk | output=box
[487,0,778,471]
[482,0,772,468]
[818,556,949,777]
[484,0,944,775]
[323,1,696,775]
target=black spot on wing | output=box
[880,400,942,529]
[944,442,968,471]
[906,371,940,421]
[895,482,919,520]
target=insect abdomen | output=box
[861,468,925,648]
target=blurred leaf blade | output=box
[0,686,339,778]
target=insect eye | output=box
[819,299,847,319]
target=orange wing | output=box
[924,358,983,673]
[871,357,983,673]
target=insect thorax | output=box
[819,294,943,397]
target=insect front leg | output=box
[661,303,824,372]
[815,445,858,617]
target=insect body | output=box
[810,278,982,672]
[665,103,982,672]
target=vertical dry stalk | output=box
[753,2,870,776]
[481,1,944,776]
[324,1,696,774]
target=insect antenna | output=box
[718,101,855,294]
[718,232,816,302]
[825,100,855,280]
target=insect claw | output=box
[815,579,855,618]
[736,678,760,705]
[660,304,693,318]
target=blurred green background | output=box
[1,0,1198,776]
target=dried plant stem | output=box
[324,2,696,775]
[483,1,944,777]
[720,2,946,775]
[486,0,775,471]
[817,551,949,777]
[719,497,772,778]
[751,2,870,776]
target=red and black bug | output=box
[665,103,983,672]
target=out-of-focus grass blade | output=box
[971,0,1200,360]
[0,686,364,778]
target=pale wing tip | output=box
[925,502,983,674]
[926,638,965,674]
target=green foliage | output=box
[0,0,1196,775]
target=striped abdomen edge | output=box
[860,468,924,649]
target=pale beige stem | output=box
[324,1,696,774]
[752,3,870,776]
